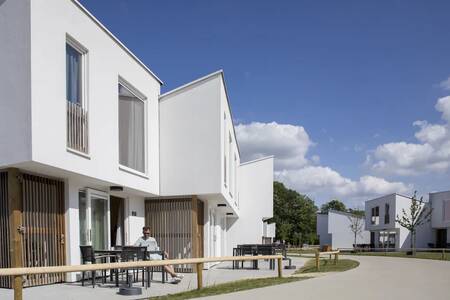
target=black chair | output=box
[80,246,111,288]
[148,250,168,284]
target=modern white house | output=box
[317,210,370,249]
[0,0,275,288]
[429,190,450,248]
[365,194,432,250]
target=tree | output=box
[348,214,364,249]
[273,181,318,245]
[395,191,432,255]
[321,199,346,213]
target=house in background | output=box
[317,210,370,249]
[0,0,275,287]
[365,194,432,250]
[429,190,450,248]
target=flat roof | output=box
[72,0,163,85]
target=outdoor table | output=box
[94,248,167,286]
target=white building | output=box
[365,194,432,250]
[0,0,274,287]
[429,190,450,248]
[317,210,370,249]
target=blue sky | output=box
[80,0,450,207]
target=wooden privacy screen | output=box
[145,197,204,272]
[0,172,11,288]
[0,170,66,288]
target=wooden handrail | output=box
[0,255,283,300]
[315,250,340,271]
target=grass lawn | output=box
[346,251,450,261]
[148,277,308,300]
[294,259,359,274]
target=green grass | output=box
[148,277,308,300]
[294,258,360,274]
[346,251,450,261]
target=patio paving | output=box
[0,257,306,300]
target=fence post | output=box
[13,275,22,300]
[315,251,320,271]
[277,257,283,278]
[196,263,203,290]
[442,249,445,261]
[334,253,338,265]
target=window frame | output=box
[66,35,89,109]
[117,77,148,178]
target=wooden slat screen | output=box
[21,174,66,287]
[0,172,11,288]
[145,198,194,272]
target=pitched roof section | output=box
[71,0,163,85]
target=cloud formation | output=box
[439,76,450,91]
[367,96,450,176]
[236,121,411,205]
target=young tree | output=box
[348,213,364,250]
[395,192,432,255]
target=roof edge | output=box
[71,0,163,85]
[240,156,274,167]
[159,70,223,99]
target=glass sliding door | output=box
[78,189,110,250]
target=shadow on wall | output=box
[0,0,6,7]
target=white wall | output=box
[0,0,32,167]
[25,0,161,196]
[159,74,221,197]
[328,211,370,249]
[226,157,274,255]
[430,190,450,229]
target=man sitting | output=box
[134,226,183,284]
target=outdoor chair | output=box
[79,246,113,288]
[148,250,168,284]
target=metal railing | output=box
[67,101,88,154]
[0,255,283,300]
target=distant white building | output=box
[430,190,450,248]
[365,194,432,250]
[317,210,370,249]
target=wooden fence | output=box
[0,255,283,300]
[314,250,340,271]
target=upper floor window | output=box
[66,38,88,154]
[118,82,146,174]
[371,206,379,225]
[228,132,233,196]
[384,203,390,224]
[223,113,227,187]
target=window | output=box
[371,206,379,225]
[384,203,390,224]
[228,133,233,196]
[66,43,82,104]
[118,82,146,174]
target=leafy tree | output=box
[395,192,432,254]
[347,208,365,217]
[320,199,347,213]
[273,181,318,245]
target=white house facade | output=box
[0,0,275,287]
[365,194,432,250]
[317,210,370,250]
[429,190,450,248]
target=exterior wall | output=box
[27,0,160,195]
[328,211,370,249]
[317,214,331,246]
[0,0,32,167]
[159,75,221,197]
[430,191,450,229]
[226,157,274,255]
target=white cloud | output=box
[439,77,450,91]
[236,121,412,205]
[235,122,313,170]
[368,96,450,176]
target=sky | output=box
[79,0,450,208]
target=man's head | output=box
[142,226,151,239]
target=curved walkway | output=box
[199,255,450,300]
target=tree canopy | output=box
[320,199,347,213]
[273,181,318,245]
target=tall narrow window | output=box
[66,39,88,154]
[384,203,390,224]
[228,133,233,195]
[66,44,82,104]
[224,114,227,187]
[119,83,146,174]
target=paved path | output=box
[200,256,450,300]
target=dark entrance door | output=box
[110,196,125,247]
[436,229,447,248]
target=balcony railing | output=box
[67,101,88,154]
